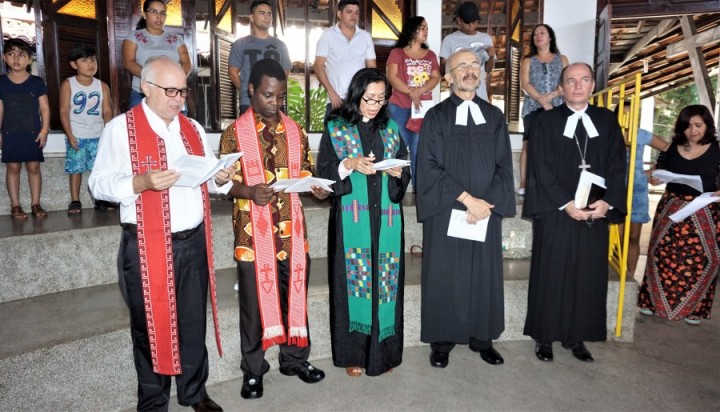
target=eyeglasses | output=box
[146,81,190,98]
[146,9,167,17]
[361,97,387,106]
[450,61,481,72]
[542,63,548,75]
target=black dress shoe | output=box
[475,347,504,365]
[535,343,553,362]
[241,374,263,399]
[562,342,594,362]
[279,361,325,383]
[429,350,449,368]
[191,396,223,412]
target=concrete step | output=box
[0,255,636,411]
[0,196,531,303]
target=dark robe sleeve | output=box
[522,110,575,220]
[598,108,628,223]
[387,137,411,203]
[415,103,466,222]
[316,127,353,197]
[481,108,516,218]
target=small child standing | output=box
[0,38,51,220]
[59,43,113,214]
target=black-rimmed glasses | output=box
[146,81,190,98]
[361,97,388,106]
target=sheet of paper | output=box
[447,209,488,242]
[669,192,720,222]
[574,170,606,209]
[411,100,435,119]
[172,152,243,188]
[652,169,704,193]
[270,177,335,193]
[373,159,411,171]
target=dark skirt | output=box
[1,131,44,163]
[638,192,720,319]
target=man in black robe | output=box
[416,50,515,368]
[522,63,627,363]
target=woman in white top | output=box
[122,0,191,108]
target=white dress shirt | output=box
[89,101,231,232]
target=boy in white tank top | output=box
[59,43,113,214]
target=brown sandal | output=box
[31,204,47,218]
[345,367,362,377]
[10,206,28,220]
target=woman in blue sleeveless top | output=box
[517,24,568,195]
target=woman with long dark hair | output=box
[316,68,410,377]
[638,105,720,325]
[517,24,568,195]
[386,16,440,189]
[122,0,192,108]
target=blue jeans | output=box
[387,103,418,187]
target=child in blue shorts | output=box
[1,38,51,220]
[59,43,112,214]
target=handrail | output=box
[589,72,643,337]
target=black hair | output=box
[338,0,360,12]
[527,24,559,57]
[672,105,717,146]
[251,0,271,13]
[136,0,166,30]
[329,68,390,128]
[249,58,286,89]
[4,38,32,56]
[68,43,97,62]
[394,16,428,50]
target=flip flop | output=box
[345,367,362,377]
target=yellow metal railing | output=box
[589,72,642,337]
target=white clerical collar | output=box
[455,99,485,126]
[563,104,599,138]
[362,116,370,123]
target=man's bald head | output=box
[140,56,189,124]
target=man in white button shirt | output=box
[89,56,232,412]
[314,0,376,118]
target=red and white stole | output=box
[235,109,308,349]
[127,105,223,375]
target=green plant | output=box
[287,78,328,132]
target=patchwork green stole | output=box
[328,119,402,341]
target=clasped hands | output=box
[565,199,609,221]
[461,194,494,224]
[344,154,402,178]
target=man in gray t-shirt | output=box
[228,1,291,113]
[439,1,495,102]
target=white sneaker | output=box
[638,307,654,316]
[234,281,239,292]
[516,188,525,195]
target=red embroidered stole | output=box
[235,109,308,349]
[127,105,223,375]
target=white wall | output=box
[544,0,596,66]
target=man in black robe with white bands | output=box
[522,62,627,363]
[416,49,515,368]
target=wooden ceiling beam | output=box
[609,18,676,74]
[611,1,720,19]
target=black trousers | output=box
[119,225,209,411]
[431,338,493,354]
[237,257,312,376]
